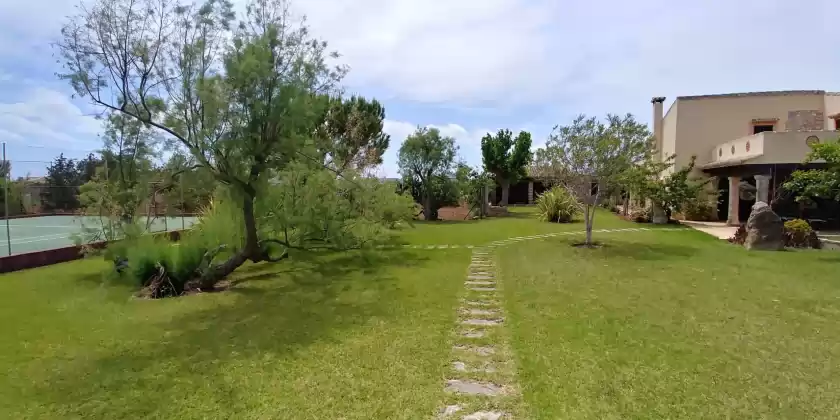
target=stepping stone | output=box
[468,287,496,292]
[444,380,504,396]
[469,272,493,277]
[463,411,505,420]
[452,360,497,373]
[439,404,462,417]
[466,245,474,249]
[453,345,496,356]
[462,318,502,326]
[465,281,495,286]
[467,275,493,281]
[465,300,497,306]
[464,308,498,316]
[462,330,486,338]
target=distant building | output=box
[652,90,840,226]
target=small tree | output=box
[627,155,705,222]
[532,114,651,245]
[784,140,840,203]
[397,127,457,220]
[481,129,532,206]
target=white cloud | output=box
[0,86,102,150]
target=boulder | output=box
[744,201,784,251]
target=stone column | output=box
[527,181,534,204]
[727,176,740,226]
[754,175,771,205]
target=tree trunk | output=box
[584,205,593,245]
[193,192,259,290]
[423,194,435,221]
[500,179,510,206]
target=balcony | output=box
[702,130,840,169]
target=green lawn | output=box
[0,248,466,419]
[500,227,840,419]
[2,209,840,419]
[399,206,629,245]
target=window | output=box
[834,118,840,131]
[753,124,774,134]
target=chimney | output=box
[651,97,666,160]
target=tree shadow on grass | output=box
[33,248,432,418]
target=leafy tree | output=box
[453,163,493,217]
[0,160,10,179]
[626,155,705,221]
[784,140,840,202]
[42,154,81,211]
[397,127,457,220]
[481,129,532,206]
[531,114,651,245]
[57,0,359,288]
[315,96,390,173]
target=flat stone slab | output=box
[467,275,494,281]
[452,360,497,373]
[463,411,505,420]
[444,379,505,396]
[453,345,496,356]
[465,281,495,286]
[464,308,498,316]
[462,318,502,326]
[439,404,463,417]
[462,330,486,338]
[468,287,496,292]
[465,300,498,306]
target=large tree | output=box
[315,95,390,173]
[56,0,374,288]
[42,154,82,211]
[397,127,457,220]
[531,114,651,245]
[480,129,532,206]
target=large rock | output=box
[744,201,784,251]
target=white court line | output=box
[0,233,72,248]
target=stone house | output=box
[651,90,840,226]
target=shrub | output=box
[629,206,651,223]
[535,186,580,223]
[682,198,717,221]
[784,219,822,249]
[728,224,747,245]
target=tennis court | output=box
[0,215,198,256]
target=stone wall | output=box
[785,110,824,131]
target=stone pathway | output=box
[438,249,520,419]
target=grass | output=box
[0,248,466,419]
[398,206,629,245]
[499,226,840,419]
[3,207,840,418]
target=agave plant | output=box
[535,186,581,223]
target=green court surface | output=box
[0,215,198,256]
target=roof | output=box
[676,90,837,101]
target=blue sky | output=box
[1,0,838,179]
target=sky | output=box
[0,0,838,179]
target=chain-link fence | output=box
[1,142,203,256]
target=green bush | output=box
[535,186,580,223]
[784,219,821,249]
[629,207,651,223]
[682,198,718,221]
